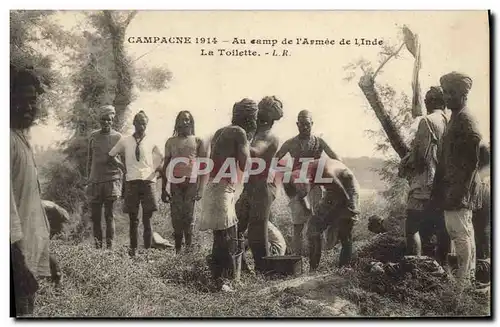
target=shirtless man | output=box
[236,96,283,273]
[291,158,361,270]
[86,105,122,250]
[275,110,341,255]
[198,98,257,292]
[161,110,206,254]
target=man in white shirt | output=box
[108,110,162,257]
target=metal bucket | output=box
[262,255,303,277]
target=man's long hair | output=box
[173,110,195,136]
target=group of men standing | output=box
[400,72,490,288]
[10,61,490,316]
[196,96,361,290]
[84,94,361,292]
[82,70,491,292]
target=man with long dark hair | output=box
[161,110,207,253]
[10,64,51,316]
[108,110,163,257]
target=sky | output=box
[30,10,490,158]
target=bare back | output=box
[210,125,249,179]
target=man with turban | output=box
[86,104,123,249]
[198,98,257,292]
[109,110,163,257]
[431,72,482,287]
[236,96,283,273]
[399,86,450,264]
[274,110,342,256]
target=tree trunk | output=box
[110,30,132,132]
[358,74,410,159]
[104,10,136,133]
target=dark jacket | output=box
[431,107,482,210]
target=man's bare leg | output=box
[293,223,304,256]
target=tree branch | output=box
[103,10,116,34]
[373,42,405,79]
[124,11,137,27]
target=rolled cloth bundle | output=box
[439,71,473,95]
[258,96,284,121]
[232,98,258,132]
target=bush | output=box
[40,158,87,214]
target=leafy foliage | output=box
[12,11,177,215]
[40,159,87,214]
[11,10,58,122]
[134,66,174,91]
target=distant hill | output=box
[32,146,388,193]
[343,156,387,191]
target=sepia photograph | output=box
[9,9,491,318]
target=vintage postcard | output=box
[10,10,490,318]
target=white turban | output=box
[98,105,116,117]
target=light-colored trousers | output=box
[444,209,476,284]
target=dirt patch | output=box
[255,273,359,316]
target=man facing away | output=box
[431,72,482,287]
[10,65,51,316]
[108,110,163,257]
[86,105,122,249]
[275,110,342,255]
[161,110,207,254]
[198,98,257,292]
[236,96,283,273]
[399,86,449,264]
[289,158,361,271]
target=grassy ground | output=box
[33,189,491,318]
